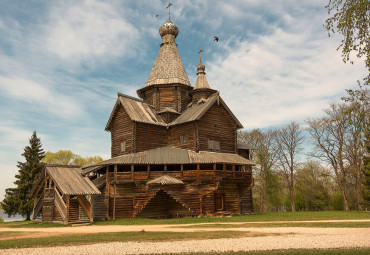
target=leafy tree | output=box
[325,0,370,85]
[294,161,332,211]
[275,122,304,212]
[1,131,45,220]
[43,150,103,167]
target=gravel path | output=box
[1,220,369,254]
[1,227,369,255]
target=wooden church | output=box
[30,11,255,224]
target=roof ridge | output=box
[118,92,143,102]
[45,164,80,168]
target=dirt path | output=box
[0,219,369,235]
[0,220,369,254]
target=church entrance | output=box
[137,189,194,218]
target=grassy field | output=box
[0,231,269,249]
[93,211,370,226]
[0,211,368,228]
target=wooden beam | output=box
[223,163,226,176]
[131,164,134,180]
[181,164,183,178]
[114,164,117,183]
[199,195,203,215]
[164,164,167,173]
[197,164,200,179]
[147,165,150,179]
[113,184,116,220]
[66,195,70,225]
[233,165,235,178]
[106,166,110,220]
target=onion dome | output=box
[143,17,191,88]
[159,21,179,44]
[194,52,210,89]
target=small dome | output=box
[159,21,179,38]
[197,63,205,73]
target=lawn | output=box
[0,231,269,249]
[93,211,369,226]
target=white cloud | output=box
[45,0,139,61]
[0,76,83,118]
[207,16,367,129]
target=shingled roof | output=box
[145,19,191,87]
[82,147,255,175]
[30,165,100,196]
[106,93,166,131]
[170,93,243,128]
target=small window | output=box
[208,139,220,150]
[214,140,220,150]
[180,134,188,144]
[120,140,126,153]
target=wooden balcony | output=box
[106,169,252,184]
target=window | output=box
[180,134,188,144]
[120,140,126,153]
[208,139,220,150]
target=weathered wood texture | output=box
[197,104,237,153]
[111,106,135,157]
[136,123,168,152]
[168,122,196,150]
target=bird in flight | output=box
[167,3,172,9]
[214,36,219,42]
[155,14,159,18]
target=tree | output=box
[1,131,45,220]
[43,150,103,167]
[275,122,304,212]
[307,104,352,210]
[240,129,278,212]
[294,161,332,211]
[325,0,370,85]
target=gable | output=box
[106,93,166,131]
[170,93,243,128]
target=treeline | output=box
[42,150,103,167]
[239,85,369,212]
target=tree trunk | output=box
[290,184,295,212]
[341,189,350,211]
[26,212,31,221]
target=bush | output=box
[332,192,344,210]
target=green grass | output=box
[179,221,370,228]
[93,211,370,226]
[0,221,67,228]
[0,231,268,249]
[158,248,370,255]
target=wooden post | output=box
[106,166,110,220]
[197,164,200,179]
[147,165,150,179]
[213,163,216,177]
[223,164,226,176]
[181,164,183,178]
[199,195,203,215]
[114,165,117,183]
[164,164,167,173]
[233,165,235,178]
[131,164,134,180]
[113,184,116,220]
[66,195,70,225]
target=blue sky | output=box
[0,0,367,200]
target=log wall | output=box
[111,106,135,157]
[198,104,237,153]
[136,123,168,152]
[168,122,196,150]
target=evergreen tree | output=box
[1,131,45,220]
